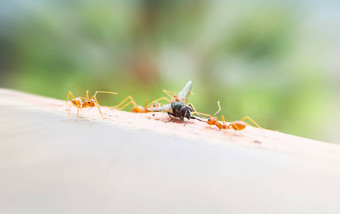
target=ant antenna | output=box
[212,101,221,117]
[93,91,118,98]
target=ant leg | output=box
[163,89,194,97]
[93,91,118,98]
[114,96,135,109]
[92,90,118,116]
[239,116,262,129]
[66,91,76,109]
[114,96,140,111]
[149,97,171,105]
[163,90,182,102]
[85,90,89,100]
[92,91,118,113]
[67,102,82,119]
[76,108,79,121]
[188,103,212,118]
[78,90,92,100]
[119,101,139,111]
[114,96,131,109]
[68,103,72,116]
[193,101,221,118]
[222,115,226,126]
[93,96,104,118]
[194,111,212,118]
[144,99,148,110]
[162,90,177,98]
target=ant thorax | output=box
[82,99,96,108]
[72,98,82,107]
[207,117,216,125]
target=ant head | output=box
[207,118,213,125]
[83,99,96,107]
[207,117,217,125]
[173,95,179,101]
[151,103,160,108]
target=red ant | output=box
[193,101,262,131]
[66,90,117,119]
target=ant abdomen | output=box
[230,121,247,130]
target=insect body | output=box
[147,81,200,123]
[147,101,199,123]
[167,101,196,122]
[66,90,117,119]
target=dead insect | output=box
[147,81,202,124]
[66,90,117,119]
[147,101,199,124]
[167,101,197,122]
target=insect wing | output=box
[177,80,192,104]
[147,103,172,112]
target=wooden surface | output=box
[1,88,340,214]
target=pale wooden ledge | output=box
[1,88,340,214]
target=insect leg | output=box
[190,116,206,122]
[93,91,118,98]
[165,112,174,123]
[149,97,171,105]
[66,91,76,109]
[114,96,130,109]
[68,103,72,116]
[92,91,118,105]
[188,103,212,118]
[114,96,140,111]
[239,116,262,129]
[94,96,104,118]
[89,91,118,118]
[85,90,89,100]
[114,96,135,109]
[76,108,79,121]
[222,115,226,126]
[162,90,177,98]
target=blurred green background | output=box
[1,0,339,142]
